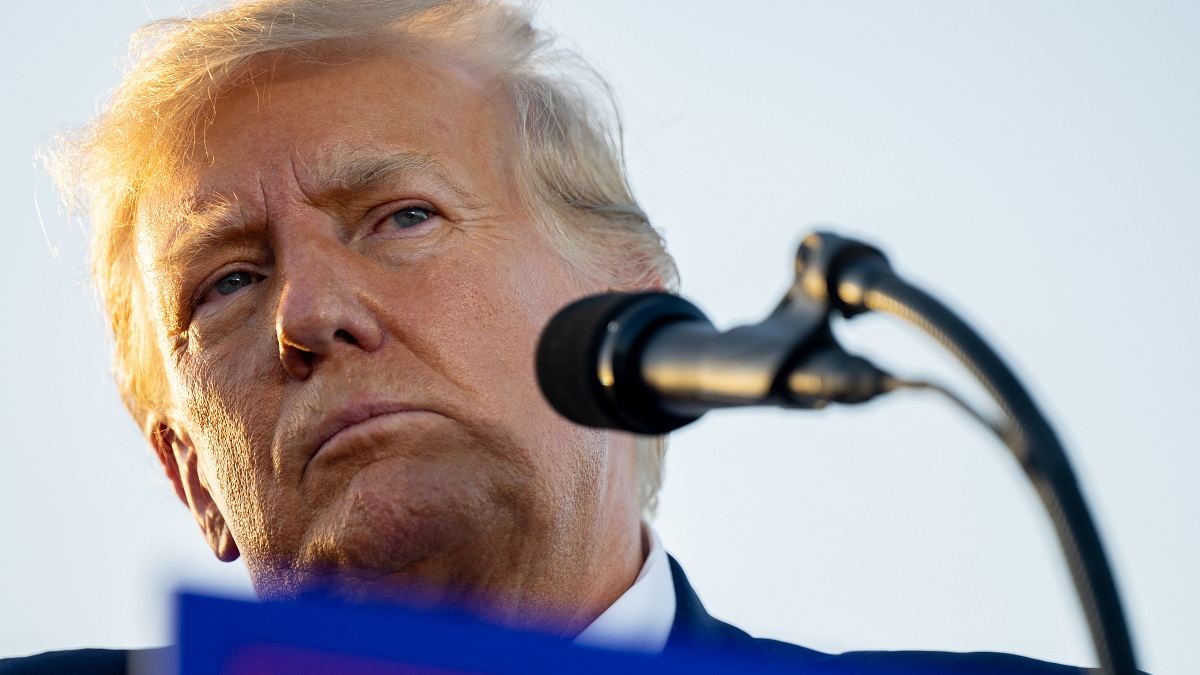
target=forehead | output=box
[206,41,512,165]
[137,42,519,255]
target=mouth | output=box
[310,399,428,464]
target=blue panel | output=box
[176,592,797,675]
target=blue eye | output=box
[390,206,432,229]
[213,271,257,296]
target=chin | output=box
[278,457,516,603]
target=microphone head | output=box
[536,292,709,434]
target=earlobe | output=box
[204,503,241,563]
[146,419,241,563]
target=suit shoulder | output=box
[796,648,1089,674]
[666,554,1089,673]
[0,648,127,675]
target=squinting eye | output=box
[390,206,433,229]
[213,271,257,297]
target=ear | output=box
[148,419,241,563]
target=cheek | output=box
[416,240,584,399]
[396,232,607,443]
[176,339,285,546]
[441,240,610,469]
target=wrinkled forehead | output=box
[133,39,521,268]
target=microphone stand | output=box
[535,230,1138,673]
[793,232,1137,675]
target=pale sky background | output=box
[1,1,1196,673]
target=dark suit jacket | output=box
[0,557,1092,674]
[665,555,1089,674]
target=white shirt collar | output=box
[572,523,676,654]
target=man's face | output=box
[136,44,641,620]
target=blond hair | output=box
[48,0,677,516]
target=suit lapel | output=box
[664,554,773,656]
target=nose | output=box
[275,246,384,380]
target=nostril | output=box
[333,329,358,345]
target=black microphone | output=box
[538,231,1140,674]
[536,291,893,435]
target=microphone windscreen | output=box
[535,292,707,434]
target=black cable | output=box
[846,265,1137,675]
[884,377,1008,440]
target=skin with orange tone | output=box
[138,41,644,636]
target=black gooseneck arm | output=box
[803,231,1137,675]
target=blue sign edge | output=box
[176,591,800,675]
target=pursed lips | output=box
[308,399,428,466]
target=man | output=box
[10,0,1088,672]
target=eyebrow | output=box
[154,148,478,275]
[307,147,440,196]
[154,194,246,276]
